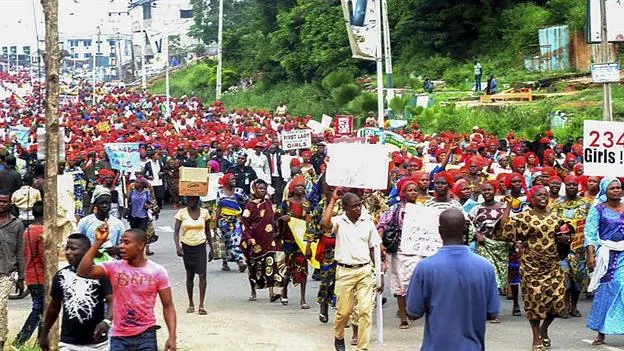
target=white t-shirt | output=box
[331,213,381,265]
[148,160,163,187]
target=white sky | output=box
[0,0,132,44]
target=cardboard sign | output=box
[583,120,624,176]
[400,204,443,256]
[104,143,141,172]
[179,167,208,196]
[326,143,389,189]
[200,172,223,202]
[281,129,312,151]
[335,115,353,135]
[306,120,325,134]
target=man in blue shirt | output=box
[406,208,499,351]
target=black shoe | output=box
[334,338,346,351]
[382,297,387,305]
[312,268,321,281]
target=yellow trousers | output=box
[333,264,375,351]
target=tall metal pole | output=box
[165,35,170,117]
[92,26,101,105]
[381,0,393,101]
[375,0,384,129]
[215,0,224,100]
[599,0,613,121]
[41,0,61,348]
[140,18,147,90]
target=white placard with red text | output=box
[583,120,624,177]
[281,129,312,151]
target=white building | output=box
[129,0,196,69]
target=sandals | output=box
[270,294,281,303]
[198,308,207,315]
[512,306,521,316]
[532,345,545,351]
[399,321,409,329]
[237,262,248,273]
[301,303,310,309]
[569,310,582,317]
[489,317,501,324]
[186,306,195,313]
[592,338,605,346]
[248,295,257,302]
[319,313,329,323]
[541,338,551,348]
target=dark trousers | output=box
[129,216,150,231]
[271,176,285,204]
[15,284,44,345]
[110,327,158,351]
[475,74,482,92]
[153,185,165,209]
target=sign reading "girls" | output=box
[583,120,624,176]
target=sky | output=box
[0,0,132,44]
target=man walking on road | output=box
[322,190,383,351]
[39,233,113,351]
[406,208,499,351]
[78,227,177,351]
[0,190,25,349]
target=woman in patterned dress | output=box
[552,175,591,318]
[585,178,624,345]
[469,180,508,322]
[378,179,420,329]
[215,173,247,272]
[165,157,181,208]
[504,172,528,314]
[240,179,286,301]
[494,185,571,351]
[277,175,314,309]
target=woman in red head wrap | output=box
[580,175,601,203]
[573,163,583,176]
[559,153,577,179]
[469,179,508,314]
[276,173,313,308]
[524,152,539,172]
[547,175,563,207]
[378,177,420,328]
[411,171,432,203]
[543,149,556,167]
[493,185,571,348]
[405,157,423,175]
[215,173,247,272]
[511,156,527,174]
[464,155,487,198]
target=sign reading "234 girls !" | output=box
[583,120,624,177]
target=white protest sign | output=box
[321,114,333,129]
[306,120,324,134]
[104,143,141,172]
[200,172,223,202]
[326,143,389,190]
[583,120,624,177]
[37,127,66,161]
[400,204,443,256]
[281,129,312,151]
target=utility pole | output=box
[140,18,147,90]
[215,0,224,100]
[41,0,61,349]
[599,0,613,121]
[165,35,170,117]
[381,0,393,101]
[375,0,384,129]
[92,25,101,105]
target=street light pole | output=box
[140,17,147,90]
[375,0,384,129]
[165,35,170,117]
[599,0,613,121]
[215,0,224,100]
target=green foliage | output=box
[499,4,552,59]
[346,93,378,116]
[151,60,238,100]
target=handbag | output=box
[211,230,227,260]
[382,205,402,253]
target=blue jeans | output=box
[110,327,158,351]
[15,284,44,345]
[475,75,482,92]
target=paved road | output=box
[7,208,624,350]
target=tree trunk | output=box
[41,0,61,349]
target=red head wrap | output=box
[452,179,469,197]
[524,152,538,165]
[397,177,417,198]
[573,163,583,176]
[289,174,306,192]
[504,172,526,190]
[433,171,455,187]
[526,185,546,205]
[548,175,562,185]
[511,156,526,169]
[219,173,235,187]
[564,175,579,184]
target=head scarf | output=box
[98,168,115,178]
[579,175,602,192]
[289,174,306,192]
[433,171,455,187]
[207,160,220,173]
[526,185,546,205]
[563,175,579,184]
[598,178,622,203]
[543,149,555,160]
[548,175,563,185]
[250,179,268,198]
[397,178,417,198]
[482,179,499,193]
[524,152,538,165]
[511,156,527,169]
[219,173,235,187]
[452,179,469,198]
[573,163,583,176]
[505,172,526,190]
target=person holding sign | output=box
[322,190,383,351]
[276,175,313,309]
[377,178,420,329]
[584,178,624,346]
[493,186,571,351]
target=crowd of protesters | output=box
[1,69,623,351]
